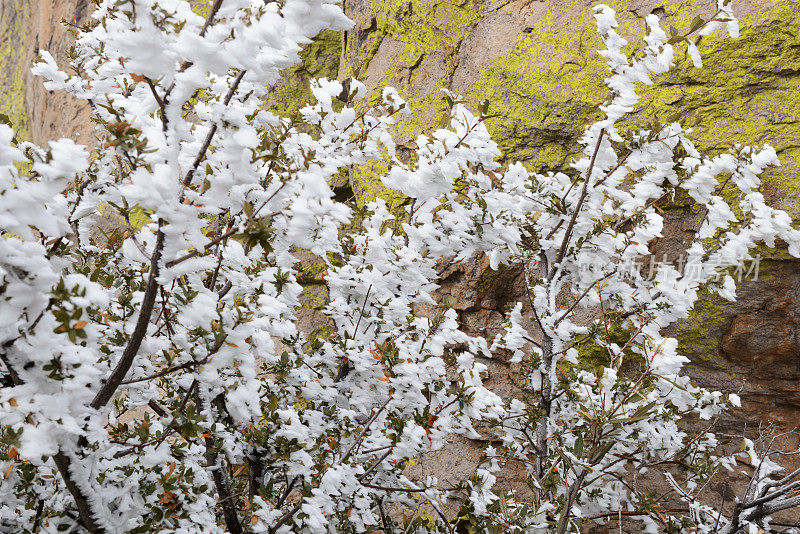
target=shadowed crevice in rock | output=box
[438,255,526,339]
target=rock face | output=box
[708,261,800,428]
[0,0,93,143]
[3,0,800,517]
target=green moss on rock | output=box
[467,0,800,203]
[676,292,728,359]
[467,1,605,172]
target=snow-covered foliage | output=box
[0,0,797,532]
[471,3,800,533]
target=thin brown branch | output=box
[357,448,393,482]
[268,501,302,534]
[200,0,225,37]
[554,128,606,272]
[583,508,689,520]
[145,77,168,132]
[553,272,613,326]
[359,482,457,493]
[165,226,238,268]
[339,396,392,465]
[181,69,246,189]
[119,357,202,385]
[91,227,165,409]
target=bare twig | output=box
[181,69,246,190]
[553,272,613,326]
[553,128,606,272]
[339,396,392,465]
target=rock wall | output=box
[0,0,93,143]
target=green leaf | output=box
[574,433,584,458]
[611,400,658,424]
[443,92,454,108]
[242,201,254,218]
[590,441,615,464]
[689,15,704,33]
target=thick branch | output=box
[91,228,165,409]
[5,339,103,531]
[718,466,800,533]
[52,451,106,533]
[205,440,244,534]
[556,471,587,534]
[196,391,243,534]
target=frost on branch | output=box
[473,3,800,533]
[0,0,798,533]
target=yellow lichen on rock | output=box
[0,0,31,139]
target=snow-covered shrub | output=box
[0,0,797,533]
